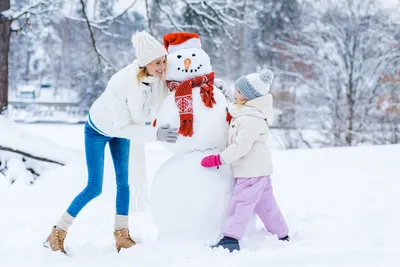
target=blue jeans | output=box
[67,122,130,217]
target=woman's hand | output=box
[201,155,222,168]
[157,124,178,143]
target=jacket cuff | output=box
[217,154,224,165]
[220,153,230,165]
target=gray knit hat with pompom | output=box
[235,69,274,101]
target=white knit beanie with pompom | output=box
[131,31,167,67]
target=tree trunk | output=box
[345,39,357,146]
[0,0,10,115]
[145,0,155,37]
[234,0,246,78]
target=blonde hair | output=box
[235,100,247,109]
[137,67,148,81]
[136,57,168,82]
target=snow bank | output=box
[0,116,80,186]
[0,116,77,165]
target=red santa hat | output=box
[163,32,202,54]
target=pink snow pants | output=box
[224,176,289,240]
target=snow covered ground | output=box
[1,123,399,267]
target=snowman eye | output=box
[177,55,182,59]
[192,54,196,57]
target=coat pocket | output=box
[228,123,240,144]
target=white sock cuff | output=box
[56,211,75,232]
[114,214,129,231]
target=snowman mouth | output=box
[178,64,203,73]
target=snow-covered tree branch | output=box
[77,0,117,71]
[152,0,246,47]
[0,0,55,24]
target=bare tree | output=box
[0,0,11,114]
[271,0,400,147]
[0,0,54,115]
[65,0,139,72]
[150,0,245,46]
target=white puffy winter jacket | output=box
[88,59,168,212]
[89,60,167,141]
[220,94,274,178]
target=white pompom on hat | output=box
[131,31,168,67]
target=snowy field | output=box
[1,123,399,267]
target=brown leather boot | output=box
[44,226,67,253]
[114,228,136,252]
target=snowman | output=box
[150,32,234,243]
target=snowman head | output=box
[163,32,213,81]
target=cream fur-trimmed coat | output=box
[220,94,274,178]
[89,59,168,211]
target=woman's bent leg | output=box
[65,123,109,220]
[46,124,109,253]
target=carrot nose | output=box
[184,58,191,70]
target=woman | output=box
[44,31,178,254]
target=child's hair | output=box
[235,88,247,109]
[235,100,247,109]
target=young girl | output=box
[201,69,289,252]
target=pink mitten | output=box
[201,154,222,168]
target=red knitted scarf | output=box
[166,72,216,137]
